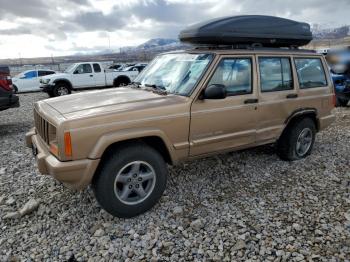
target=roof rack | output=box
[192,44,316,53]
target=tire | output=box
[277,117,316,161]
[92,143,168,218]
[53,83,71,97]
[336,97,349,107]
[114,77,130,87]
[47,90,55,97]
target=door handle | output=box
[89,74,93,77]
[244,98,259,104]
[286,94,298,99]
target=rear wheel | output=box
[114,77,130,87]
[92,143,168,218]
[277,117,316,161]
[53,83,71,97]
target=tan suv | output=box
[26,48,335,217]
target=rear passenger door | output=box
[190,55,258,156]
[92,63,106,87]
[255,55,298,143]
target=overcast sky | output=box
[0,0,349,58]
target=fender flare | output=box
[113,75,131,85]
[88,128,177,163]
[53,78,73,89]
[281,108,319,136]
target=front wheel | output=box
[53,84,71,97]
[92,143,168,218]
[277,117,316,161]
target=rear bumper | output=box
[319,114,336,131]
[26,128,100,190]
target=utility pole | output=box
[18,52,22,66]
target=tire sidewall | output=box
[53,84,70,97]
[94,145,167,218]
[290,118,316,160]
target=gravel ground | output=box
[0,92,349,261]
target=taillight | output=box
[332,93,336,108]
[0,76,13,91]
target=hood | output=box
[42,72,67,79]
[43,87,189,119]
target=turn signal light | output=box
[64,132,72,157]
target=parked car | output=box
[12,69,56,93]
[326,49,350,106]
[0,66,19,111]
[108,64,124,71]
[331,73,350,106]
[27,16,335,218]
[40,62,139,97]
[122,64,147,73]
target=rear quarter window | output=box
[294,58,327,89]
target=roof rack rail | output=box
[192,44,315,53]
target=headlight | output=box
[41,78,51,84]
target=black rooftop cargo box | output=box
[179,15,313,47]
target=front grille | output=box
[34,109,50,144]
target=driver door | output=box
[189,55,258,156]
[72,63,94,88]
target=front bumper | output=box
[0,94,19,110]
[26,128,100,190]
[40,84,55,93]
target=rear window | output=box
[294,58,327,88]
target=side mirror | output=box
[73,70,79,74]
[202,84,227,99]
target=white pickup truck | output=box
[40,62,139,97]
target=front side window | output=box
[75,64,92,74]
[134,53,213,96]
[93,63,101,73]
[208,58,252,96]
[294,58,327,88]
[259,57,293,92]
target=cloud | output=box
[0,0,349,58]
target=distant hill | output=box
[312,25,350,39]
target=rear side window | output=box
[93,63,101,73]
[259,57,293,92]
[38,70,55,77]
[208,58,252,96]
[294,58,327,88]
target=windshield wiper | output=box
[144,83,168,95]
[130,81,141,88]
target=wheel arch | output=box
[113,75,131,86]
[53,78,73,89]
[89,129,176,165]
[280,108,319,139]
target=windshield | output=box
[64,64,77,73]
[134,53,213,96]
